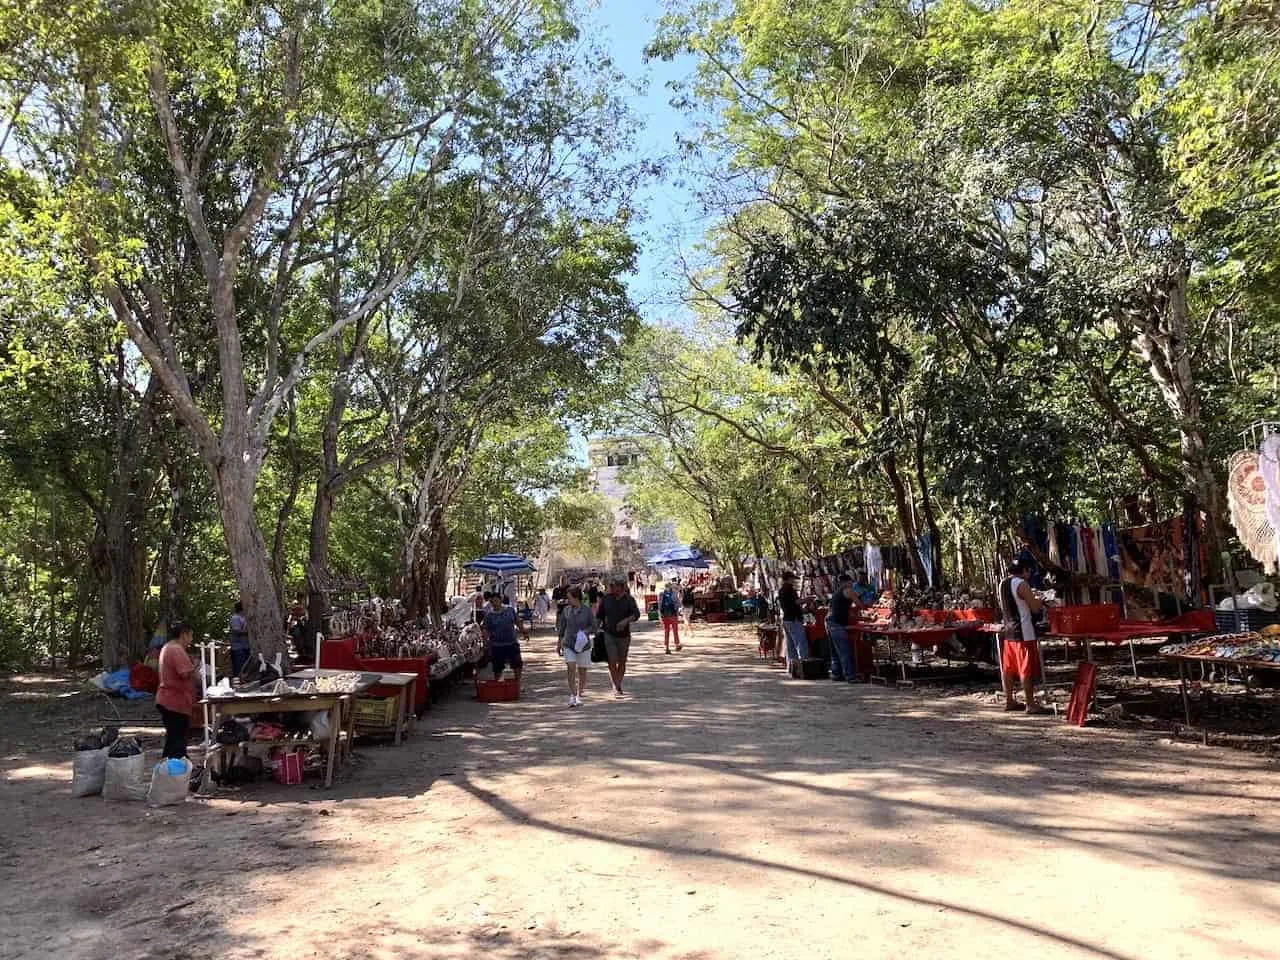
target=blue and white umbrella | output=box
[463,553,537,576]
[646,546,709,569]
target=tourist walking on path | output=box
[156,622,196,759]
[598,577,640,696]
[483,592,523,683]
[681,580,696,631]
[533,588,551,625]
[998,558,1048,714]
[659,579,683,653]
[777,571,808,667]
[826,574,856,682]
[228,601,251,678]
[558,585,595,707]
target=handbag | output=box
[591,631,608,663]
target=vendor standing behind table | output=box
[826,574,857,683]
[483,591,523,682]
[156,622,196,759]
[998,558,1048,714]
[777,571,808,667]
[228,601,251,678]
[853,570,878,606]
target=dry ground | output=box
[2,620,1278,960]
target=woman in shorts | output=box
[558,585,596,707]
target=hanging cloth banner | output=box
[1118,513,1207,601]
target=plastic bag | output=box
[103,752,150,802]
[307,711,331,741]
[146,758,191,807]
[71,746,110,797]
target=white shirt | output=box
[1004,576,1036,641]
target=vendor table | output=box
[290,668,418,745]
[860,622,984,683]
[202,690,351,788]
[1042,625,1207,678]
[1162,653,1280,726]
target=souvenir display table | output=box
[1041,622,1210,678]
[202,683,366,788]
[290,668,418,745]
[1160,633,1280,725]
[859,622,983,683]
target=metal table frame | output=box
[1162,653,1280,726]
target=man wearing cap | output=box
[777,571,808,667]
[598,577,640,697]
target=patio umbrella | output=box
[463,553,537,576]
[646,546,709,569]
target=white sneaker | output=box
[573,694,583,707]
[568,695,578,708]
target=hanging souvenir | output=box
[1227,450,1279,574]
[1260,435,1280,567]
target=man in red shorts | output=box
[998,558,1048,714]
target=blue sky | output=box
[589,0,712,326]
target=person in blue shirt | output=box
[482,591,523,682]
[228,602,251,678]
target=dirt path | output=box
[3,620,1278,960]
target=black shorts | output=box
[491,643,523,676]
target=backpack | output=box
[659,589,678,617]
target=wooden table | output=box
[290,669,418,745]
[1162,653,1280,726]
[201,691,349,788]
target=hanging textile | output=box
[1119,514,1208,597]
[1227,449,1279,574]
[866,543,884,586]
[1181,494,1202,603]
[1047,522,1062,568]
[1100,522,1121,580]
[917,532,934,587]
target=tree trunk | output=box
[272,396,304,604]
[215,463,286,660]
[1133,263,1225,583]
[306,480,336,635]
[913,418,945,585]
[883,451,926,581]
[93,510,146,670]
[158,456,188,625]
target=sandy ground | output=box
[3,619,1279,960]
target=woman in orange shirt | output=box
[156,622,197,758]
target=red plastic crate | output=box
[1049,604,1120,635]
[954,608,996,622]
[475,677,520,702]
